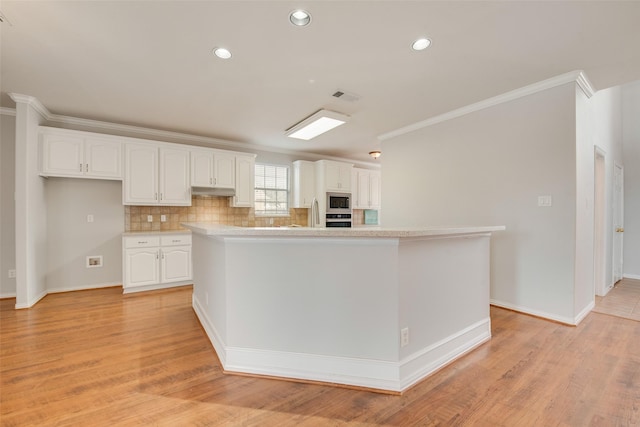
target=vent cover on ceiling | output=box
[332,90,361,102]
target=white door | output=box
[159,148,191,205]
[85,138,122,179]
[161,246,192,283]
[125,248,160,287]
[612,163,624,283]
[231,155,255,207]
[124,144,158,204]
[357,170,370,208]
[42,134,84,176]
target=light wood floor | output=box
[594,278,640,321]
[2,286,639,426]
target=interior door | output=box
[612,163,624,283]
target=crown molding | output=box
[379,70,594,141]
[8,93,50,119]
[6,93,376,166]
[0,107,16,116]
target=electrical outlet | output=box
[87,214,94,223]
[160,215,167,222]
[401,327,409,347]
[147,215,153,222]
[8,269,16,279]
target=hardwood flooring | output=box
[594,278,640,321]
[2,286,639,426]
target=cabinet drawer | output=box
[161,234,192,246]
[124,236,161,248]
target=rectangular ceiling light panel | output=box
[285,109,350,140]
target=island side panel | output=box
[192,233,228,361]
[224,237,400,362]
[397,234,492,388]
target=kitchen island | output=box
[182,222,504,393]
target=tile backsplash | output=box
[125,196,309,232]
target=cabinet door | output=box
[357,170,371,208]
[124,144,158,205]
[85,138,122,179]
[125,248,160,288]
[231,155,255,207]
[160,148,191,205]
[325,162,343,191]
[369,171,381,209]
[161,246,192,283]
[214,151,236,188]
[292,161,316,208]
[41,134,84,177]
[191,150,214,187]
[338,164,352,192]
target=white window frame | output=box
[254,163,290,217]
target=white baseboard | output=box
[15,289,47,309]
[193,295,491,393]
[47,281,121,294]
[623,274,640,280]
[0,292,17,299]
[122,281,191,294]
[491,299,593,326]
[192,295,227,366]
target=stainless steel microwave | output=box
[326,192,351,213]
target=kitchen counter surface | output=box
[122,230,191,237]
[181,222,505,238]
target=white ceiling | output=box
[2,1,640,162]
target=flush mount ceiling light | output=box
[212,47,232,59]
[289,9,311,26]
[285,109,349,140]
[411,37,432,51]
[369,151,382,159]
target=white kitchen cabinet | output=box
[292,160,316,208]
[124,143,191,206]
[40,127,122,180]
[353,168,381,210]
[123,233,192,291]
[316,160,352,192]
[230,153,256,207]
[191,149,235,188]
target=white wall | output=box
[382,83,581,323]
[623,81,640,279]
[0,113,16,297]
[46,179,123,292]
[13,96,48,308]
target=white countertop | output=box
[180,222,505,238]
[122,230,191,237]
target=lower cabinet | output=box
[123,233,192,291]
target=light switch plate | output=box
[147,215,153,222]
[161,215,167,222]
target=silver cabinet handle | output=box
[155,192,158,201]
[79,163,83,172]
[138,241,148,244]
[85,163,89,172]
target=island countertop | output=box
[181,222,505,238]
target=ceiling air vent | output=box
[332,90,360,102]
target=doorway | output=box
[613,163,624,284]
[594,149,606,295]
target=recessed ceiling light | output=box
[213,47,232,59]
[289,9,311,26]
[411,38,432,51]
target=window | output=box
[254,164,289,215]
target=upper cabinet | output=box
[316,160,352,193]
[191,149,235,188]
[124,143,191,206]
[230,153,256,207]
[40,127,122,180]
[292,160,316,208]
[353,168,381,210]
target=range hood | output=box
[191,186,236,197]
